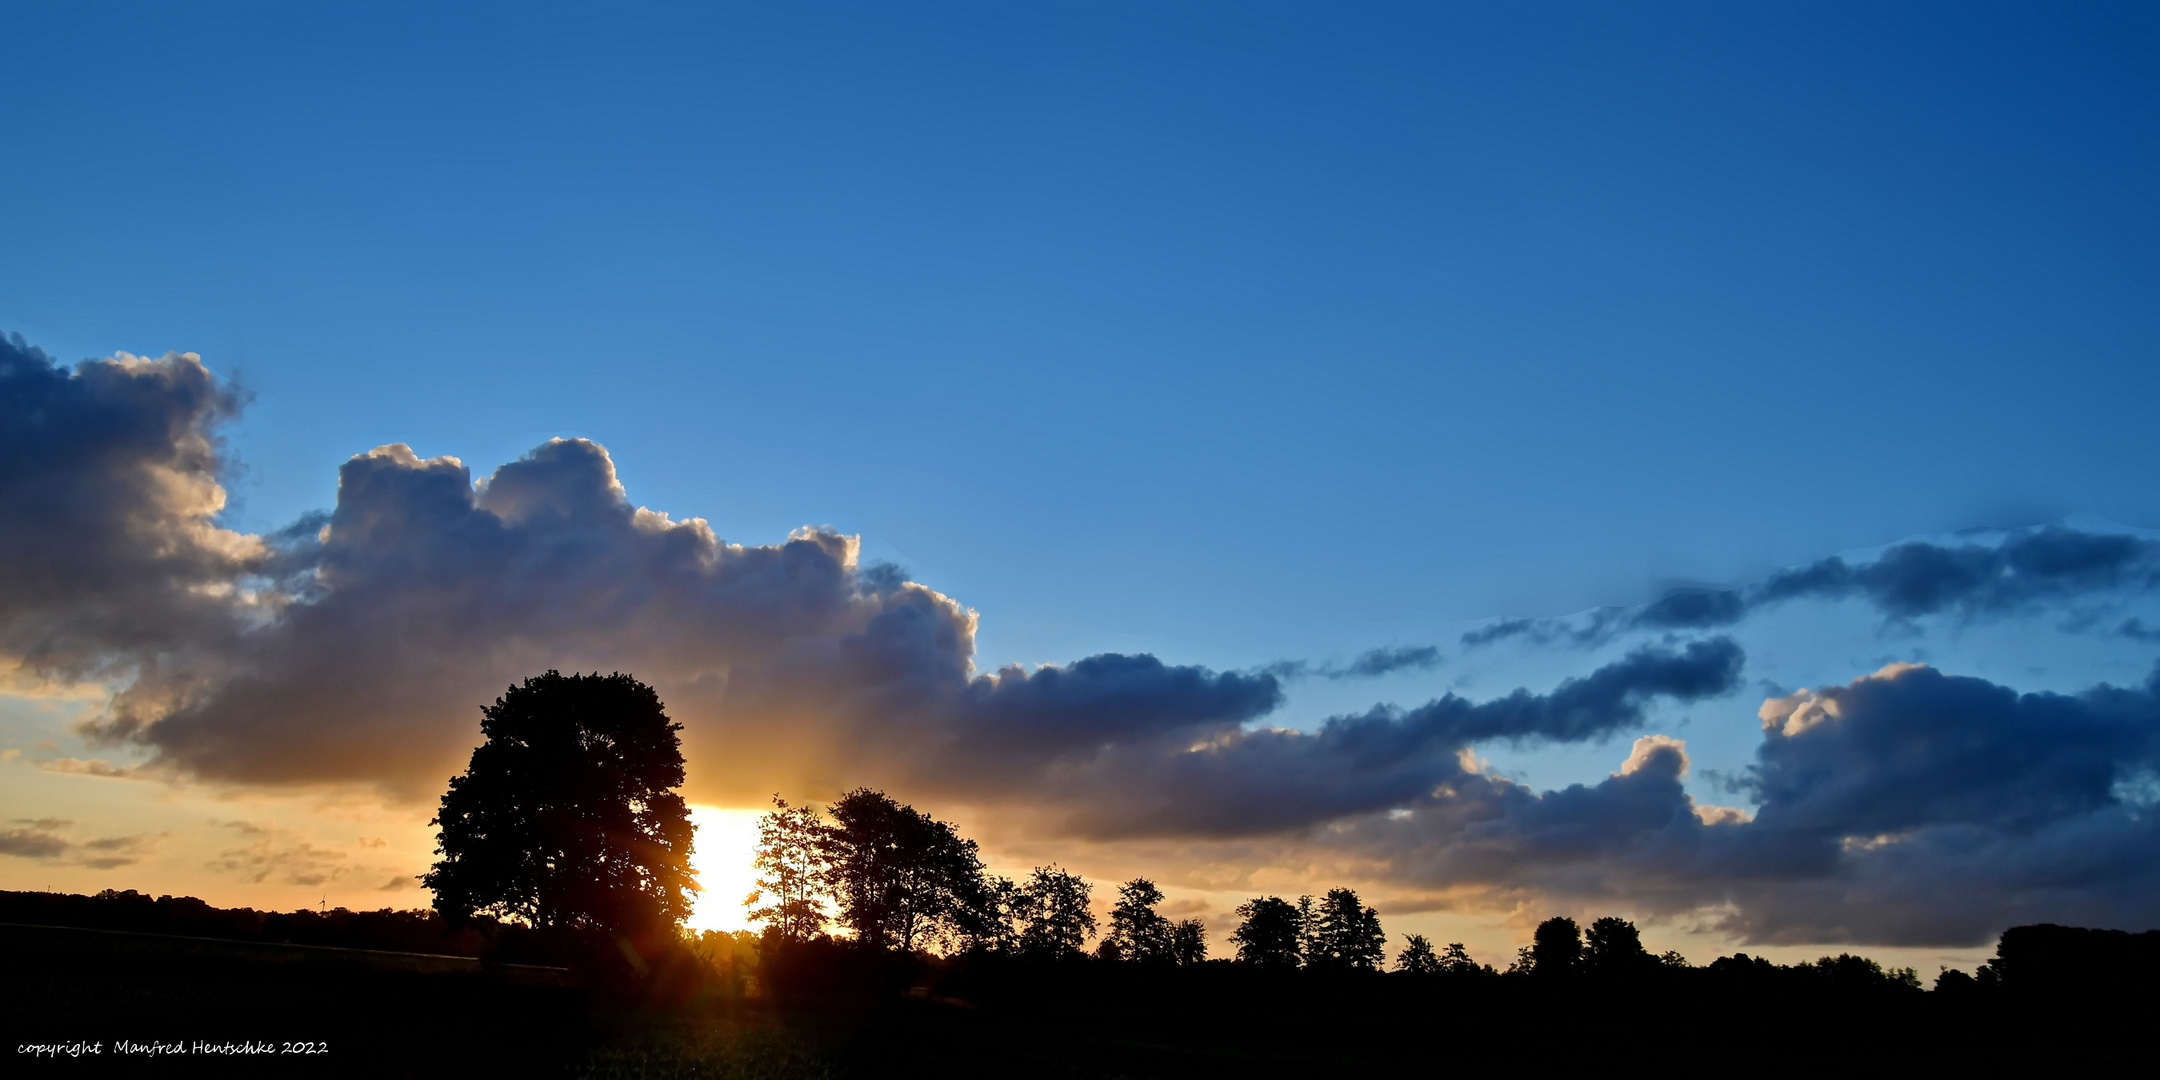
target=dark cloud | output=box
[1261,645,1444,682]
[0,818,155,868]
[1462,526,2160,650]
[1755,527,2157,618]
[1008,639,1742,839]
[0,821,72,859]
[1327,662,2160,946]
[1338,645,1443,678]
[0,334,259,692]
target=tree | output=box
[1013,866,1095,958]
[1397,934,1442,974]
[1438,941,1485,976]
[1584,916,1652,977]
[1309,888,1386,971]
[1106,878,1173,963]
[745,795,828,943]
[1169,918,1209,966]
[819,788,989,952]
[977,875,1023,953]
[424,671,695,938]
[1530,916,1582,978]
[1231,896,1304,969]
[1296,894,1321,965]
[1507,945,1536,975]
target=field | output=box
[6,921,2146,1077]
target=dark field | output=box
[4,921,2146,1078]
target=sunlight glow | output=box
[685,805,764,934]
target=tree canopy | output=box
[818,788,991,951]
[1530,916,1582,977]
[1106,878,1173,963]
[1231,896,1305,969]
[423,671,696,938]
[746,795,829,943]
[1309,888,1386,971]
[1013,866,1096,959]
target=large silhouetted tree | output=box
[1169,918,1209,965]
[1231,896,1305,969]
[745,795,828,942]
[1013,866,1096,958]
[1438,941,1486,976]
[424,671,695,938]
[1398,934,1442,974]
[1106,878,1174,963]
[819,788,990,951]
[1584,916,1652,977]
[1530,916,1583,978]
[1310,888,1386,971]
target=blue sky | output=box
[2,2,2156,960]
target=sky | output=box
[2,1,2157,971]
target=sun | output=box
[684,805,765,934]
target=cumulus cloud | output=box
[0,334,262,694]
[1318,662,2160,946]
[3,341,1742,840]
[974,639,1745,840]
[1463,526,2160,649]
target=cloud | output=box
[1462,526,2160,649]
[0,821,72,859]
[207,824,358,886]
[0,334,262,698]
[992,639,1743,840]
[1261,645,1443,682]
[75,833,156,870]
[38,757,137,778]
[1318,662,2160,946]
[0,818,157,867]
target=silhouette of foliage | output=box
[1984,923,2160,996]
[1529,916,1582,977]
[423,671,695,939]
[746,795,829,943]
[1012,865,1096,958]
[1310,888,1386,971]
[1296,894,1322,964]
[1231,896,1305,969]
[1438,941,1489,976]
[1584,916,1653,977]
[1397,934,1441,974]
[819,788,991,952]
[1168,917,1209,966]
[1106,878,1173,963]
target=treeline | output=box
[0,887,512,958]
[748,789,1398,970]
[727,789,2136,1000]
